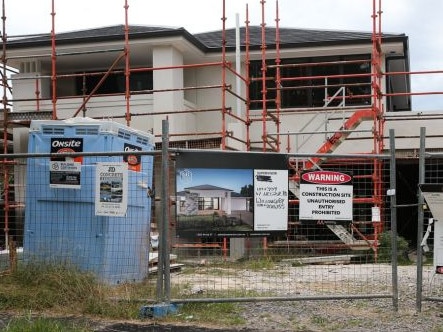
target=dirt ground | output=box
[2,265,442,331]
[96,322,251,331]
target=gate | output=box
[416,127,443,310]
[153,122,397,307]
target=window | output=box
[75,71,153,96]
[249,55,372,109]
[198,197,220,211]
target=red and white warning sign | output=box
[299,170,353,221]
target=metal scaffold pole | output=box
[124,0,131,126]
[50,0,57,119]
[260,0,267,152]
[221,0,227,150]
[1,0,9,252]
[274,0,281,152]
[371,0,385,256]
[245,4,251,151]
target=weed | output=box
[239,258,275,270]
[168,302,246,326]
[310,314,329,327]
[377,231,410,264]
[1,262,101,311]
[2,315,92,332]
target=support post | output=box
[389,129,398,311]
[157,119,170,302]
[416,127,426,312]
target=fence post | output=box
[416,127,426,312]
[163,119,171,302]
[389,129,399,311]
[156,119,171,302]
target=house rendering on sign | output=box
[176,184,253,236]
[177,184,250,215]
[179,184,235,216]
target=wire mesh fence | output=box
[420,152,443,304]
[1,118,156,286]
[1,141,398,307]
[164,151,394,303]
[1,151,155,284]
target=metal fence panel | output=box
[165,152,394,303]
[420,153,443,304]
[1,149,396,308]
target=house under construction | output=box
[1,0,442,256]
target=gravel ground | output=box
[235,265,443,332]
[79,290,443,332]
[1,265,443,331]
[237,296,443,331]
[109,264,443,332]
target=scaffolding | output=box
[1,0,443,256]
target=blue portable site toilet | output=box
[24,117,154,284]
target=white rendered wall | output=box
[153,46,196,137]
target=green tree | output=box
[240,184,254,212]
[240,184,254,197]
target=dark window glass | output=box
[197,197,220,211]
[75,71,153,96]
[248,55,371,109]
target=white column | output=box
[152,46,184,136]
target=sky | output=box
[5,0,443,111]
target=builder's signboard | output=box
[299,170,353,221]
[49,161,82,189]
[175,151,288,237]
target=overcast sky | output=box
[5,0,443,111]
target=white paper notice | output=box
[254,169,288,231]
[95,162,128,217]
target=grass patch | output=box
[0,262,146,319]
[0,262,250,328]
[310,314,329,327]
[1,315,92,332]
[0,262,102,311]
[377,231,410,264]
[236,257,276,270]
[167,302,246,326]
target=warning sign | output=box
[299,170,353,221]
